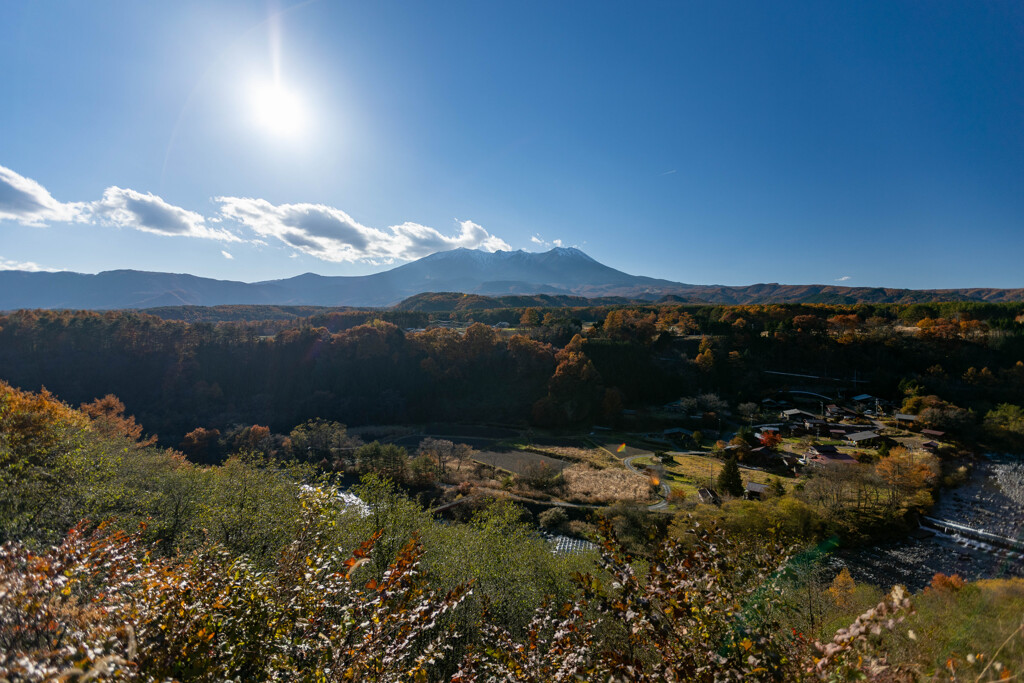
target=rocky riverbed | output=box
[835,455,1024,591]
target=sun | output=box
[249,80,307,139]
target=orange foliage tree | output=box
[875,447,939,509]
[80,394,156,446]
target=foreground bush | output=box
[1,498,939,682]
[0,488,471,682]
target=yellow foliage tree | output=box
[875,446,939,509]
[828,567,856,608]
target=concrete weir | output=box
[921,515,1024,556]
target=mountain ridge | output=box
[2,247,1024,310]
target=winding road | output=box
[622,454,671,511]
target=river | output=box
[836,455,1024,591]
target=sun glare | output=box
[249,81,307,139]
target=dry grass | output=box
[633,454,792,498]
[523,445,619,469]
[562,464,653,504]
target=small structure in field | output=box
[697,487,721,505]
[744,481,769,500]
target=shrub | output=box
[538,507,569,530]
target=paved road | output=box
[623,454,671,511]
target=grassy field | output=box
[515,442,620,469]
[632,453,792,497]
[587,438,654,459]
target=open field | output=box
[562,464,654,504]
[516,443,619,469]
[587,438,653,459]
[472,449,570,476]
[631,453,792,497]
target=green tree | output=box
[717,456,744,497]
[355,441,409,481]
[538,506,569,530]
[984,403,1024,447]
[288,418,358,465]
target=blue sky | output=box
[1,1,1022,288]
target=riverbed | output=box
[836,456,1024,591]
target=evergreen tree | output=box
[717,456,744,497]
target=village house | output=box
[804,444,858,466]
[782,408,816,421]
[697,488,721,505]
[744,481,769,500]
[845,430,880,446]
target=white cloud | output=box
[529,234,564,250]
[0,163,240,243]
[0,164,85,226]
[0,162,513,263]
[835,275,851,282]
[215,197,510,263]
[89,187,240,242]
[0,256,58,272]
[221,250,234,259]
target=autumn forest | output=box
[2,300,1024,681]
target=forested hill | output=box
[394,292,642,312]
[672,283,1024,305]
[4,301,1024,449]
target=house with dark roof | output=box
[697,488,721,505]
[744,481,769,500]
[805,444,858,466]
[782,408,816,421]
[803,418,830,436]
[846,430,880,445]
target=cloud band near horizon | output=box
[0,162,511,263]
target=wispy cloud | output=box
[0,164,85,226]
[530,234,564,249]
[835,275,851,282]
[660,169,677,176]
[0,163,239,242]
[90,187,240,242]
[0,256,58,272]
[221,250,234,260]
[0,162,514,264]
[215,196,510,262]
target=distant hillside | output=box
[394,292,640,312]
[674,283,1024,305]
[141,305,351,323]
[2,246,1023,310]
